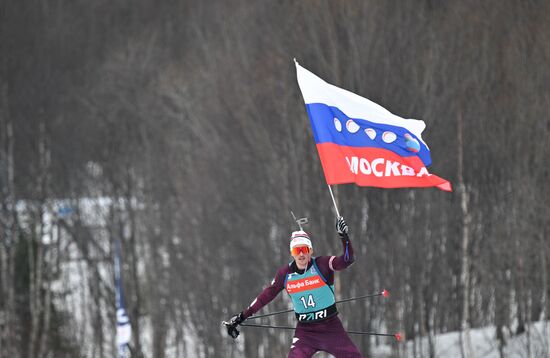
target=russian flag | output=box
[295,61,451,192]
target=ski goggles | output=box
[291,245,311,256]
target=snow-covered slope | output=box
[371,321,550,358]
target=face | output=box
[291,245,313,270]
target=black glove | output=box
[336,216,349,236]
[224,312,245,339]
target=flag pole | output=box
[327,185,340,217]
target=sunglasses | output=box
[291,246,311,256]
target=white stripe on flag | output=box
[295,62,428,145]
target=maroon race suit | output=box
[242,237,363,358]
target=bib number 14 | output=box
[299,294,316,309]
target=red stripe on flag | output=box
[316,143,452,191]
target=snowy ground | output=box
[369,321,550,358]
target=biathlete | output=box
[225,216,363,358]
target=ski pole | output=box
[246,289,389,321]
[240,323,401,341]
[336,289,389,305]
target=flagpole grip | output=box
[327,185,340,218]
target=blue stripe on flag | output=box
[306,103,432,167]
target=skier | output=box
[225,216,363,358]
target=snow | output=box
[370,321,550,357]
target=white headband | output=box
[289,231,312,250]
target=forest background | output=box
[1,1,549,357]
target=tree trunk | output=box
[457,111,473,358]
[0,89,18,358]
[540,231,547,321]
[126,180,145,358]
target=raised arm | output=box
[330,216,355,270]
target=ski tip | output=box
[382,289,389,298]
[394,333,402,341]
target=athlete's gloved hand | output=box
[336,216,349,236]
[224,312,245,339]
